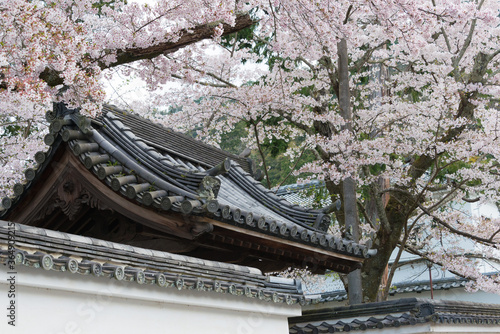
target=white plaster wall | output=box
[0,265,301,334]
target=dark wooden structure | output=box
[1,103,371,274]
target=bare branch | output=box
[252,122,271,188]
[171,73,231,88]
[343,5,354,25]
[134,5,182,33]
[417,202,498,246]
[404,244,497,283]
[356,199,377,230]
[462,196,480,203]
[274,145,308,190]
[185,64,237,88]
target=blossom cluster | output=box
[0,0,241,194]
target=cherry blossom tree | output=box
[2,0,500,303]
[0,0,253,195]
[150,0,500,302]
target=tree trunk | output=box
[338,38,363,304]
[361,197,406,301]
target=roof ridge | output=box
[102,105,255,174]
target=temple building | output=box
[0,103,369,333]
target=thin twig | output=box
[253,121,271,188]
[356,199,376,230]
[274,145,308,190]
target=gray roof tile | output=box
[67,234,92,244]
[44,229,68,240]
[19,224,47,236]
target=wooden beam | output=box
[193,216,364,268]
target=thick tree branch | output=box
[489,227,500,242]
[365,170,391,232]
[108,15,255,68]
[452,0,485,76]
[297,56,317,74]
[275,109,315,135]
[343,5,354,25]
[349,40,388,74]
[38,14,255,87]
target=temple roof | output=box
[96,105,332,232]
[0,103,373,273]
[289,298,500,333]
[101,107,255,174]
[0,220,308,305]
